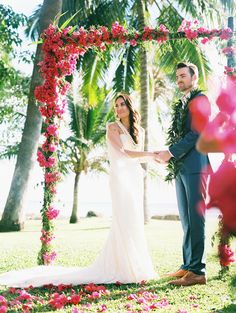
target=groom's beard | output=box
[178,82,194,92]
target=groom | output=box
[156,62,211,286]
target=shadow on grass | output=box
[217,304,236,313]
[229,275,236,288]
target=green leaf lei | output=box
[165,88,202,182]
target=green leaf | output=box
[59,11,80,30]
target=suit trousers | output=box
[175,169,208,275]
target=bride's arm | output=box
[107,123,155,159]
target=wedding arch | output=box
[34,19,233,265]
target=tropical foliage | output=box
[60,88,114,223]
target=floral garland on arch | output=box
[34,19,232,265]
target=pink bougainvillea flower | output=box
[192,303,199,308]
[43,251,57,265]
[130,39,137,47]
[47,156,56,168]
[201,37,209,44]
[0,306,7,313]
[115,281,122,286]
[18,290,32,301]
[69,294,81,305]
[98,304,107,312]
[125,303,133,309]
[46,206,59,220]
[127,294,137,300]
[88,291,101,300]
[218,244,235,266]
[150,298,169,309]
[189,295,198,300]
[48,292,69,309]
[45,172,61,184]
[216,81,236,114]
[222,46,236,56]
[189,95,211,133]
[57,284,72,292]
[0,297,7,307]
[219,27,232,40]
[137,297,146,304]
[207,161,236,233]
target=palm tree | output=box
[0,0,63,232]
[60,89,113,223]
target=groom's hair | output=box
[176,62,199,79]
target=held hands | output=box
[154,150,172,164]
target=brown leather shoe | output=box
[164,269,188,278]
[169,271,206,286]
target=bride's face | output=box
[114,97,130,119]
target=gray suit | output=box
[169,92,211,275]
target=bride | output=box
[0,93,158,287]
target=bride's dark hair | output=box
[115,93,141,144]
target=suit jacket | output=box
[169,92,211,174]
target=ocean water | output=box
[0,200,219,220]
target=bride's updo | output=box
[115,93,141,144]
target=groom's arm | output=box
[169,130,199,160]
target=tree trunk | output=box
[0,0,62,232]
[70,172,81,223]
[136,0,150,224]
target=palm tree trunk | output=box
[136,0,150,224]
[0,0,62,232]
[70,172,81,223]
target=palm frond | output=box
[24,5,41,40]
[155,5,211,88]
[67,97,84,139]
[0,144,19,160]
[112,45,139,93]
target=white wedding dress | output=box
[0,121,156,287]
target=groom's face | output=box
[176,67,196,93]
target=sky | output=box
[0,0,42,15]
[0,1,225,218]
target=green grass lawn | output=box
[0,217,236,312]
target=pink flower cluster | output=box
[43,251,57,265]
[178,19,232,43]
[46,206,59,220]
[0,296,7,313]
[198,77,236,155]
[127,290,168,311]
[40,229,55,245]
[206,161,236,233]
[222,46,236,57]
[42,141,58,153]
[224,65,236,76]
[48,291,81,309]
[218,244,235,266]
[84,283,110,300]
[45,172,61,184]
[1,282,207,312]
[141,25,169,43]
[37,150,56,168]
[1,289,45,313]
